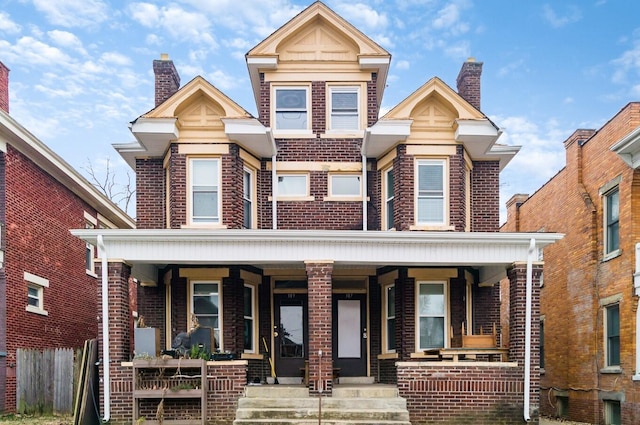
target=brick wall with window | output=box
[3,146,101,411]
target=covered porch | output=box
[71,228,561,424]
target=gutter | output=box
[97,235,110,422]
[523,238,535,422]
[268,128,277,229]
[633,243,640,381]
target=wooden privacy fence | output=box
[16,348,78,414]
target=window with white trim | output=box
[25,272,49,316]
[383,167,394,230]
[604,187,619,255]
[604,400,621,425]
[191,281,220,350]
[417,282,447,350]
[605,303,620,367]
[189,158,220,225]
[243,167,255,229]
[244,284,256,353]
[416,159,446,225]
[274,87,309,131]
[277,174,308,197]
[329,174,361,197]
[329,86,359,131]
[84,212,97,275]
[383,283,396,353]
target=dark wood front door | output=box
[332,293,367,377]
[274,293,308,377]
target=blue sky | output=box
[0,0,638,222]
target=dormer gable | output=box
[246,1,390,110]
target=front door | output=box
[274,293,308,377]
[332,293,367,376]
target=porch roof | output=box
[71,229,563,286]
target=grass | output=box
[0,414,73,424]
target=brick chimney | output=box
[0,60,9,113]
[456,57,483,111]
[153,53,180,107]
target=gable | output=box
[175,94,225,131]
[278,17,359,63]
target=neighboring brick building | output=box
[0,60,135,413]
[73,2,561,424]
[502,103,640,424]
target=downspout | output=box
[361,129,370,231]
[97,234,110,422]
[268,129,278,230]
[633,243,640,381]
[524,238,535,422]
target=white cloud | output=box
[99,52,133,67]
[0,11,22,34]
[47,30,87,55]
[128,2,161,27]
[497,59,525,78]
[0,36,74,66]
[542,4,582,28]
[145,34,163,46]
[32,0,110,28]
[432,2,470,36]
[611,41,640,84]
[396,60,410,70]
[207,69,241,91]
[334,3,389,32]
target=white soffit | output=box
[610,125,640,169]
[117,117,179,167]
[364,120,413,157]
[222,118,275,158]
[455,119,519,170]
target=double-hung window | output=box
[384,167,394,230]
[275,87,309,131]
[416,159,446,225]
[605,303,620,367]
[417,282,446,350]
[243,167,255,229]
[329,87,359,131]
[25,272,49,316]
[191,281,220,350]
[604,187,619,255]
[189,158,220,225]
[384,284,396,352]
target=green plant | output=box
[188,344,209,360]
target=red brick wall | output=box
[3,146,100,412]
[397,270,415,359]
[471,160,500,231]
[0,61,8,113]
[311,81,326,134]
[221,145,243,229]
[168,144,185,229]
[136,157,164,229]
[449,145,466,231]
[456,60,482,111]
[153,58,180,107]
[367,73,378,127]
[306,262,333,395]
[393,145,414,231]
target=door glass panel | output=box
[280,305,304,358]
[338,300,360,358]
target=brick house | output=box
[0,61,135,413]
[502,103,640,425]
[72,2,562,424]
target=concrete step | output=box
[233,421,411,425]
[235,407,409,421]
[238,397,407,410]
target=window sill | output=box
[409,225,456,231]
[268,196,315,202]
[377,352,398,360]
[602,249,622,262]
[323,196,368,202]
[86,270,98,278]
[321,131,364,139]
[241,353,263,360]
[273,131,315,139]
[26,305,48,316]
[600,366,622,374]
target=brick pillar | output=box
[508,261,543,417]
[0,61,9,113]
[306,261,333,395]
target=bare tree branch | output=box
[82,157,136,217]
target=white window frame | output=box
[604,303,620,368]
[190,280,222,351]
[243,283,257,353]
[328,86,360,132]
[603,187,620,257]
[25,272,49,316]
[416,281,448,351]
[277,173,309,198]
[383,167,394,230]
[84,212,97,276]
[328,174,361,198]
[188,157,221,226]
[415,159,447,227]
[273,86,311,134]
[243,167,256,229]
[383,283,396,353]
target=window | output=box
[275,87,308,130]
[84,212,97,274]
[329,174,361,197]
[25,272,48,316]
[329,87,359,131]
[277,174,308,197]
[604,187,619,255]
[416,159,446,225]
[191,281,220,350]
[605,304,620,367]
[384,167,394,230]
[243,167,255,229]
[417,282,446,350]
[540,320,545,369]
[189,158,220,224]
[604,400,621,425]
[244,284,256,353]
[384,284,396,352]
